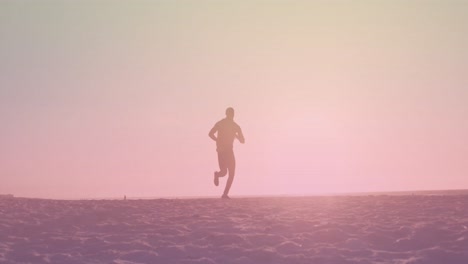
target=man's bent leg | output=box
[214,171,219,186]
[216,151,228,177]
[215,151,228,186]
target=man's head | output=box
[225,107,234,120]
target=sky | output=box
[1,1,467,199]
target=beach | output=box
[1,194,468,264]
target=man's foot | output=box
[214,172,219,186]
[221,194,230,199]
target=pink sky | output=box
[1,1,467,198]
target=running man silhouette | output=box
[209,107,245,199]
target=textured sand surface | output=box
[1,195,468,263]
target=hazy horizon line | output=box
[4,188,468,201]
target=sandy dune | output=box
[1,195,468,264]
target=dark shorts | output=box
[217,149,236,171]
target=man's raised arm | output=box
[236,127,245,144]
[208,124,218,141]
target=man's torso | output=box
[216,119,239,152]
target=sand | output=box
[1,195,468,264]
